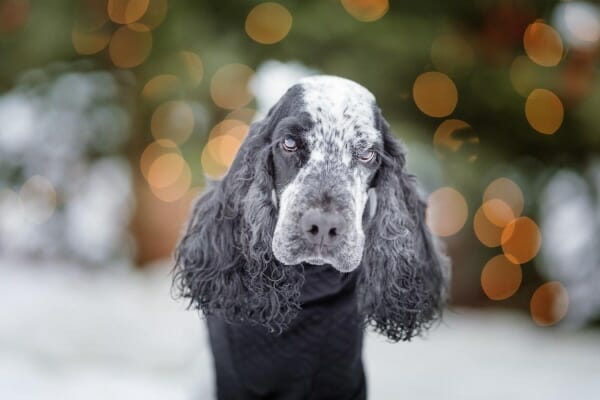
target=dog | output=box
[173,75,449,399]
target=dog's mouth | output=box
[302,245,336,266]
[271,233,365,273]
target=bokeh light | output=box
[72,25,111,55]
[473,205,505,247]
[341,0,389,22]
[501,216,542,264]
[109,23,152,68]
[201,120,249,179]
[208,119,249,142]
[207,135,243,169]
[483,178,524,221]
[147,153,184,189]
[433,119,478,162]
[225,108,256,124]
[136,0,168,30]
[481,255,522,301]
[149,156,192,202]
[245,2,292,45]
[481,198,515,228]
[140,139,180,181]
[107,0,149,25]
[140,140,191,203]
[430,33,474,75]
[413,72,458,118]
[178,51,204,85]
[210,63,255,110]
[142,74,182,102]
[525,88,564,135]
[19,175,57,225]
[151,100,195,144]
[530,281,569,326]
[523,21,563,67]
[426,187,468,237]
[564,2,600,43]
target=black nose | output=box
[300,208,346,246]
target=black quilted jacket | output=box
[206,264,367,399]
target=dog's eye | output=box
[282,137,298,152]
[356,149,375,163]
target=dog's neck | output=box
[298,263,358,306]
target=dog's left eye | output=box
[356,149,375,163]
[282,137,298,152]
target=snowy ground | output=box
[1,258,599,400]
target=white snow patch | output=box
[1,258,599,400]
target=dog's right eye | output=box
[282,136,298,152]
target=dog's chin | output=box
[271,239,363,273]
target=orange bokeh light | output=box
[207,135,243,169]
[523,22,563,67]
[210,64,255,110]
[245,2,293,45]
[225,108,257,124]
[426,187,468,237]
[482,198,515,228]
[208,119,249,142]
[178,51,204,85]
[501,216,542,264]
[140,139,179,180]
[147,153,184,189]
[433,119,478,161]
[413,72,458,118]
[107,0,149,25]
[137,0,168,30]
[341,0,389,22]
[109,23,152,68]
[150,158,192,202]
[72,25,111,55]
[483,177,524,221]
[151,100,195,144]
[525,88,564,135]
[530,281,569,326]
[481,255,522,301]
[142,143,192,203]
[142,74,182,102]
[473,205,505,248]
[201,120,249,179]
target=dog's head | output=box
[174,75,449,340]
[271,76,381,272]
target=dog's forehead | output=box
[298,76,379,151]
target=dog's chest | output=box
[221,266,364,394]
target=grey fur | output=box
[173,76,449,341]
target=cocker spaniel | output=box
[173,75,449,399]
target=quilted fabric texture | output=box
[207,265,367,399]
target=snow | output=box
[1,258,599,400]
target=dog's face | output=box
[175,74,447,337]
[271,76,382,272]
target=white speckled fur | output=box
[272,76,382,272]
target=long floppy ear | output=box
[173,98,305,333]
[358,107,450,342]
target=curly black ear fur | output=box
[358,107,450,342]
[173,94,305,333]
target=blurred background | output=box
[1,0,600,399]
